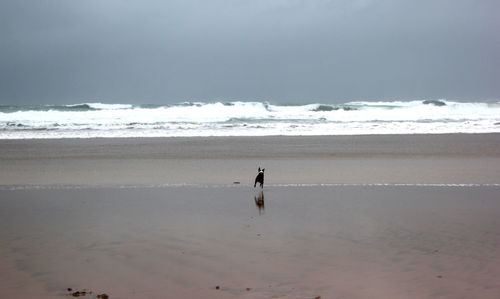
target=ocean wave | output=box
[0,103,134,113]
[311,104,358,112]
[58,104,90,111]
[422,99,447,106]
[80,103,133,110]
[1,100,499,138]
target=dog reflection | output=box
[254,191,265,214]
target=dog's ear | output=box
[258,167,261,172]
[262,168,265,172]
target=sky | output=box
[0,0,499,105]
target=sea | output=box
[1,100,499,139]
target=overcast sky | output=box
[1,0,499,105]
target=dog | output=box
[254,167,265,188]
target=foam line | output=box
[1,183,499,191]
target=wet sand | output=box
[1,185,500,298]
[0,134,499,185]
[0,134,500,298]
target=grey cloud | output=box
[0,0,499,104]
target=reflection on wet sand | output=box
[254,191,264,214]
[1,186,500,298]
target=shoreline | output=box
[1,131,499,140]
[1,133,499,186]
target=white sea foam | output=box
[0,100,499,139]
[1,182,499,191]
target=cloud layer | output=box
[1,0,499,104]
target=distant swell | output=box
[423,100,446,106]
[63,104,94,110]
[311,105,357,112]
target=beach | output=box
[1,134,500,298]
[1,134,500,185]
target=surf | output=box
[0,100,499,139]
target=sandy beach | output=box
[1,134,500,185]
[1,134,500,298]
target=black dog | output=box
[254,167,265,188]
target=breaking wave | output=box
[1,100,499,138]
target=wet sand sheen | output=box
[1,185,500,298]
